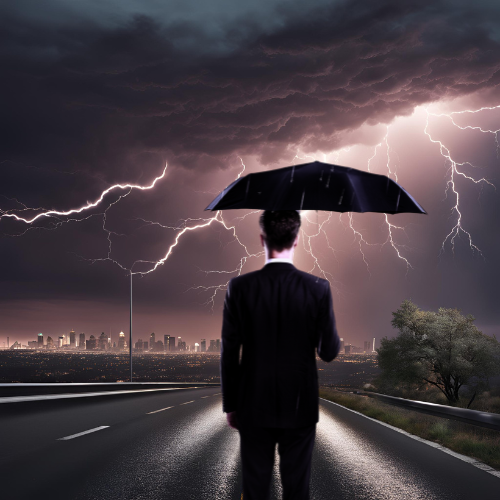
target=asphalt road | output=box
[1,387,498,499]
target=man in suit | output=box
[221,210,340,500]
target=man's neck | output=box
[265,248,295,262]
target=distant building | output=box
[69,330,76,348]
[98,332,108,350]
[339,338,345,353]
[177,339,186,351]
[216,339,220,352]
[200,339,206,352]
[194,343,200,352]
[58,336,64,348]
[164,335,170,351]
[209,340,216,352]
[168,336,175,351]
[362,340,376,353]
[153,340,164,352]
[38,333,43,348]
[86,335,97,350]
[10,341,21,349]
[28,340,38,348]
[135,339,144,351]
[347,345,364,354]
[118,332,126,351]
[79,333,85,350]
[150,332,156,350]
[143,341,148,351]
[47,336,54,349]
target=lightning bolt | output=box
[375,127,412,271]
[424,107,496,257]
[293,153,317,164]
[301,211,339,284]
[295,139,413,275]
[431,104,500,156]
[0,164,168,244]
[345,213,376,275]
[0,164,168,227]
[0,156,265,311]
[75,157,264,309]
[3,102,497,315]
[345,127,414,272]
[293,152,369,281]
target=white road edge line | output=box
[147,406,174,414]
[57,426,110,441]
[320,398,500,479]
[0,387,198,404]
[180,400,194,405]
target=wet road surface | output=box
[1,387,498,499]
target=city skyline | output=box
[2,331,219,353]
[2,331,376,356]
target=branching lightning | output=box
[294,136,414,275]
[431,105,500,156]
[424,107,496,256]
[344,126,414,272]
[301,211,338,283]
[0,164,168,226]
[2,102,498,315]
[0,156,266,310]
[78,157,264,309]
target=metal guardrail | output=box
[358,391,500,431]
[0,382,220,400]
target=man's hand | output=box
[226,411,239,429]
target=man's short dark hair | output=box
[259,210,301,252]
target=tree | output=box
[377,300,500,405]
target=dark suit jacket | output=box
[221,262,340,428]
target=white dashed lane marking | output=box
[147,406,174,414]
[57,426,110,441]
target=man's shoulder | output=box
[292,268,330,292]
[229,266,329,291]
[228,269,261,287]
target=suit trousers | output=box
[238,422,316,500]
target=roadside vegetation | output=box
[376,300,500,407]
[319,387,500,470]
[322,300,500,469]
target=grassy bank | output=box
[320,387,500,470]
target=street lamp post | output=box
[130,271,133,382]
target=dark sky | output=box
[1,0,500,348]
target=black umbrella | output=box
[205,161,425,214]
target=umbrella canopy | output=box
[205,161,426,214]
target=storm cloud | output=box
[2,0,500,179]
